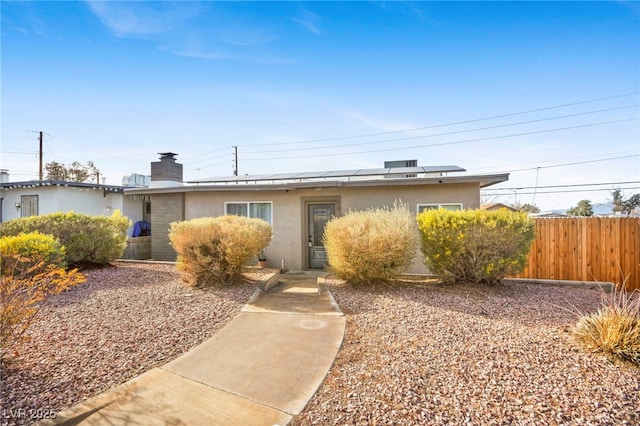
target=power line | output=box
[194,160,233,171]
[502,154,640,173]
[482,186,640,196]
[187,151,232,165]
[182,146,232,162]
[466,150,638,172]
[238,92,639,147]
[242,118,639,161]
[0,151,37,155]
[485,181,640,191]
[184,92,640,170]
[241,105,638,155]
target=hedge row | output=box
[324,204,535,286]
[0,211,130,266]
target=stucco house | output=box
[0,170,149,237]
[480,203,517,212]
[126,153,509,273]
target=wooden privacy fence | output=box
[514,217,640,291]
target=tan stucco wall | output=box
[183,182,480,272]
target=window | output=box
[417,203,463,213]
[21,195,38,217]
[225,201,272,225]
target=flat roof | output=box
[125,172,509,195]
[0,180,124,193]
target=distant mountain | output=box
[592,202,614,216]
[551,201,614,216]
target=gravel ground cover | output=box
[1,262,256,426]
[2,263,638,425]
[293,280,639,425]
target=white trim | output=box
[224,201,273,225]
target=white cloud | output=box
[85,1,200,37]
[292,6,323,35]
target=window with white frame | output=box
[21,195,39,217]
[417,203,463,213]
[225,201,272,225]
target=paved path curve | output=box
[40,272,345,426]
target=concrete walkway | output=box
[41,272,345,426]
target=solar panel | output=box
[189,165,466,184]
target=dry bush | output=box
[323,201,419,286]
[572,286,640,367]
[1,255,85,362]
[169,215,272,287]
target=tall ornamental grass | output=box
[417,208,535,284]
[323,202,419,286]
[572,285,640,367]
[169,215,272,287]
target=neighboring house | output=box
[529,211,569,218]
[480,203,517,212]
[126,153,509,273]
[0,172,149,239]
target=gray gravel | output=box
[0,262,255,426]
[293,280,639,425]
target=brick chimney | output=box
[150,153,183,187]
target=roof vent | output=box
[384,159,418,178]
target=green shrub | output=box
[572,286,640,366]
[417,208,535,284]
[0,232,66,275]
[169,215,272,287]
[323,202,419,286]
[0,211,130,266]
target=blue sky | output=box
[2,1,639,210]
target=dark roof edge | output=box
[0,180,125,193]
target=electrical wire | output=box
[194,160,234,171]
[466,150,638,172]
[241,105,638,155]
[237,92,639,147]
[241,118,639,161]
[501,154,639,173]
[482,186,640,196]
[182,146,232,162]
[487,181,640,191]
[0,151,37,155]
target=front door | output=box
[308,204,335,269]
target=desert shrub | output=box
[0,211,130,266]
[323,202,419,286]
[1,254,85,362]
[169,215,272,287]
[417,208,535,284]
[572,286,640,367]
[0,232,66,275]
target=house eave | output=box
[125,173,510,195]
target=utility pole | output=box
[233,145,238,176]
[39,131,43,180]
